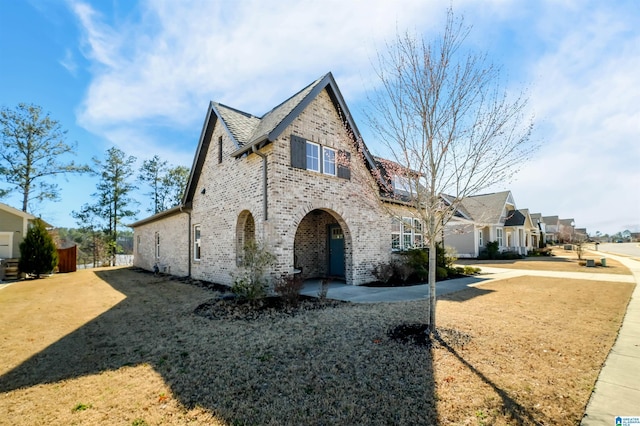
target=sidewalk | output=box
[581,252,640,425]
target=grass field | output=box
[0,266,634,425]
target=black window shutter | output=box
[290,135,306,169]
[337,150,351,180]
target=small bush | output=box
[274,274,303,306]
[463,266,481,275]
[485,241,499,260]
[436,266,448,280]
[406,249,429,280]
[231,241,276,302]
[372,262,395,283]
[19,218,58,278]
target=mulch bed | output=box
[193,294,348,321]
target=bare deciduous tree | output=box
[353,9,537,333]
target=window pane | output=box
[323,148,336,175]
[403,234,412,250]
[306,142,319,172]
[392,234,400,250]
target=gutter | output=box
[252,145,268,221]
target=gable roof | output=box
[504,209,526,226]
[458,190,515,224]
[182,72,376,205]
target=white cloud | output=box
[59,48,77,75]
[67,0,639,233]
[503,1,640,234]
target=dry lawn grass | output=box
[457,248,630,275]
[0,267,634,425]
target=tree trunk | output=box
[428,238,437,333]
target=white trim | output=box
[155,232,160,258]
[305,141,320,172]
[322,146,336,176]
[193,224,201,261]
[0,232,13,259]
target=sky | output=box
[0,0,638,235]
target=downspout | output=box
[252,145,268,221]
[181,205,192,278]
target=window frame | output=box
[306,141,320,172]
[322,146,336,176]
[391,217,424,251]
[155,232,160,258]
[193,224,201,261]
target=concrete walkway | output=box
[301,253,640,423]
[581,252,640,425]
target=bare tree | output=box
[358,9,537,333]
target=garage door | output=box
[0,233,12,259]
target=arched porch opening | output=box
[236,210,255,266]
[293,208,351,281]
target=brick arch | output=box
[235,210,255,266]
[292,206,353,284]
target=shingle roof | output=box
[211,103,260,145]
[459,191,513,224]
[211,74,327,151]
[504,209,526,226]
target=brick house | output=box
[131,73,415,286]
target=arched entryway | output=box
[293,209,350,280]
[236,210,255,265]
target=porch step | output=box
[1,259,19,281]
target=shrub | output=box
[19,218,58,278]
[231,241,276,302]
[436,266,448,280]
[485,241,499,260]
[406,249,429,280]
[372,262,395,284]
[463,266,481,275]
[274,274,303,306]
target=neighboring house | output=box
[443,191,537,257]
[558,218,575,243]
[529,213,545,245]
[541,216,560,243]
[574,228,588,241]
[0,202,37,260]
[131,72,414,286]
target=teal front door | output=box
[328,224,345,277]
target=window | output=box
[290,134,350,179]
[496,228,503,246]
[218,136,223,163]
[155,232,160,258]
[306,142,320,172]
[478,230,483,247]
[393,176,411,193]
[323,147,336,176]
[413,219,423,247]
[392,217,424,251]
[391,218,401,250]
[136,235,141,254]
[193,225,201,261]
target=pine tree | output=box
[19,218,58,278]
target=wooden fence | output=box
[57,245,77,273]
